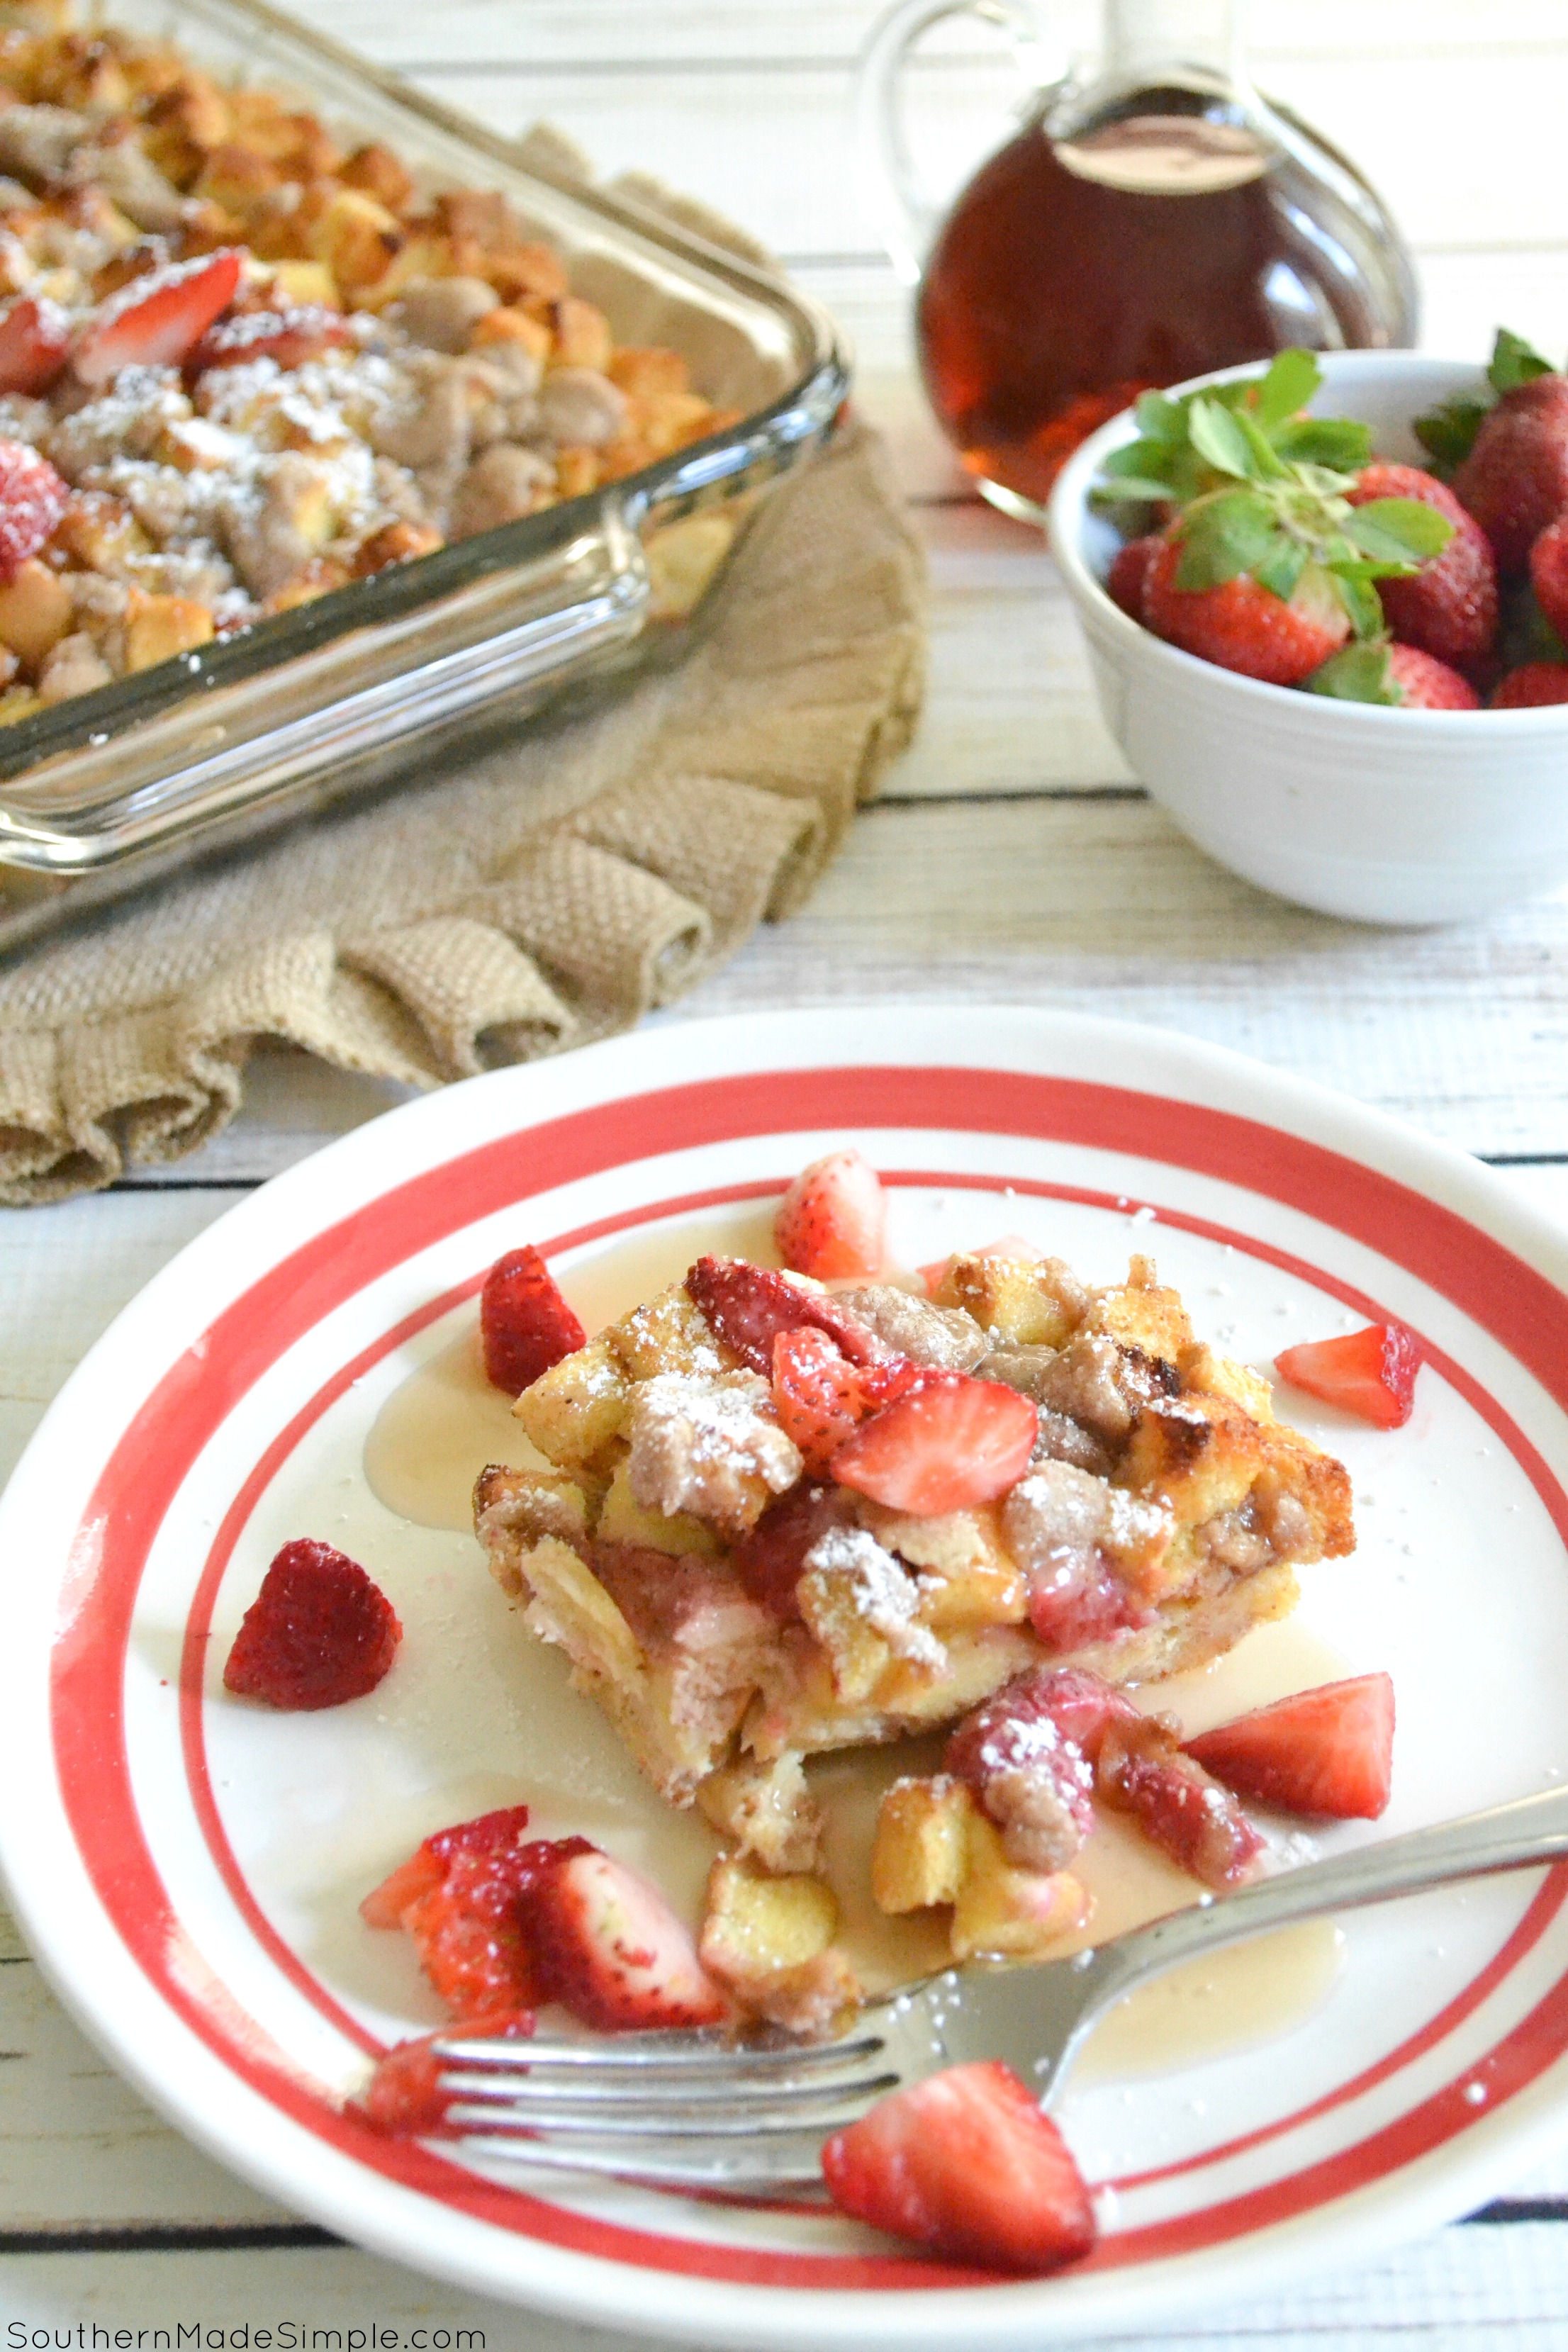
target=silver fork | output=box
[432,1783,1568,2190]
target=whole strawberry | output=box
[1452,375,1568,573]
[1307,642,1478,710]
[1345,462,1496,663]
[1106,532,1160,620]
[1493,661,1568,707]
[1528,511,1568,646]
[1143,534,1349,686]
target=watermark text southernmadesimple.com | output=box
[9,2329,483,2350]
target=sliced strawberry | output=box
[353,2007,534,2137]
[517,1844,727,2032]
[480,1244,586,1396]
[685,1254,884,1376]
[0,294,70,396]
[728,1478,860,1620]
[189,303,352,376]
[1184,1672,1394,1819]
[359,1844,444,1930]
[831,1373,1037,1515]
[0,439,67,583]
[772,1326,925,1471]
[775,1149,887,1281]
[73,248,244,386]
[821,2061,1097,2274]
[1275,1321,1421,1429]
[361,1807,548,2019]
[223,1537,401,1710]
[1097,1715,1265,1888]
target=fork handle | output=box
[1084,1781,1568,2025]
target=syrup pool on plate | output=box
[363,1207,1349,2075]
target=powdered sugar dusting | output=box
[802,1525,945,1669]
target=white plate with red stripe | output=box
[6,1005,1568,2347]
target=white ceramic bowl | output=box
[1048,351,1568,926]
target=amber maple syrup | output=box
[915,86,1413,513]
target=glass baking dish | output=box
[0,0,849,951]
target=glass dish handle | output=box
[854,0,1058,283]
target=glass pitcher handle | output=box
[854,0,1060,283]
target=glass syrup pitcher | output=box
[856,0,1418,520]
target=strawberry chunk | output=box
[831,1373,1037,1515]
[1184,1672,1394,1819]
[729,1478,860,1619]
[822,2061,1097,2274]
[0,438,67,582]
[0,294,70,396]
[353,2008,534,2137]
[73,249,244,386]
[517,1844,727,2032]
[361,1808,547,2018]
[946,1669,1116,1870]
[223,1537,401,1710]
[1026,1549,1151,1652]
[1097,1715,1265,1888]
[189,303,352,376]
[479,1244,586,1396]
[775,1150,887,1281]
[1275,1321,1421,1429]
[685,1255,884,1375]
[1530,511,1568,648]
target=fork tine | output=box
[454,2136,828,2190]
[434,2032,885,2076]
[445,2102,858,2141]
[439,2066,899,2115]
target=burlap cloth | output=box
[0,181,926,1206]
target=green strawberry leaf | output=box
[1234,408,1290,480]
[1272,416,1375,470]
[1090,474,1182,505]
[1306,643,1399,704]
[1251,537,1309,600]
[1345,498,1455,563]
[1100,440,1176,481]
[1173,489,1279,588]
[1333,571,1388,639]
[1133,391,1187,444]
[1413,395,1490,474]
[1489,327,1555,395]
[1251,348,1321,431]
[1186,398,1257,479]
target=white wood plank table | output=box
[6,2,1568,2343]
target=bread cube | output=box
[695,1752,822,1872]
[123,592,213,673]
[520,1533,643,1692]
[0,559,71,668]
[471,1465,589,1596]
[512,1335,629,1474]
[950,1812,1087,1961]
[307,188,402,297]
[1086,1256,1194,1366]
[699,1857,857,2033]
[935,1252,1082,1347]
[547,295,612,373]
[609,1282,729,1380]
[597,1455,720,1559]
[871,1774,973,1913]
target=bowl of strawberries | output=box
[1047,337,1568,924]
